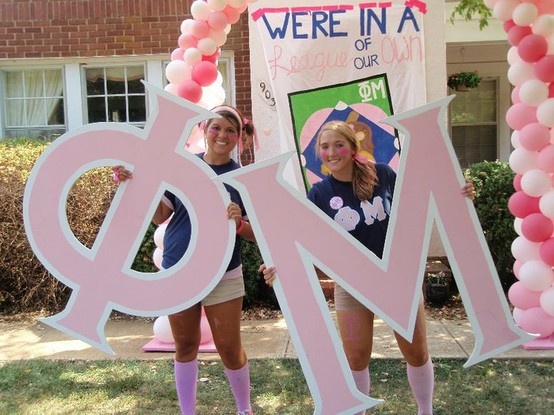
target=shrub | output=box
[0,138,275,315]
[464,161,517,292]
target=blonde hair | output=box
[316,120,378,201]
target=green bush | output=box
[465,161,517,292]
[0,138,276,315]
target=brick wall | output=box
[0,0,252,117]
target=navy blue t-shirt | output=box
[307,163,396,258]
[161,155,245,270]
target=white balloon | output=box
[541,287,554,317]
[512,3,538,27]
[519,79,549,106]
[153,247,163,269]
[537,99,554,127]
[164,83,179,96]
[180,18,196,35]
[154,224,167,248]
[184,47,202,65]
[207,0,228,11]
[511,130,521,148]
[507,60,536,87]
[191,0,211,20]
[519,260,554,291]
[508,147,538,174]
[533,15,554,37]
[197,37,218,55]
[507,46,520,65]
[514,217,523,235]
[165,60,192,84]
[493,0,519,21]
[521,169,552,197]
[513,307,524,325]
[153,316,174,343]
[539,190,554,219]
[511,236,542,261]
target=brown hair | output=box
[316,120,378,201]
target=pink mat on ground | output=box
[523,334,554,350]
[142,338,217,353]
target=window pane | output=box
[452,125,497,168]
[5,72,24,97]
[5,99,24,126]
[47,98,65,125]
[87,68,106,95]
[128,95,146,122]
[106,67,126,94]
[25,71,44,98]
[88,96,107,123]
[108,96,127,122]
[26,99,46,125]
[128,77,144,94]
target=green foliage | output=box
[0,138,156,315]
[465,161,517,291]
[241,240,279,309]
[450,0,492,30]
[448,72,482,90]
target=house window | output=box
[85,65,146,126]
[450,79,497,168]
[2,69,65,140]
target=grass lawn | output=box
[0,358,552,414]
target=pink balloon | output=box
[519,123,551,151]
[191,61,218,87]
[191,20,211,39]
[178,33,198,50]
[521,212,554,242]
[518,34,548,63]
[207,11,229,31]
[513,174,522,191]
[509,281,542,310]
[170,48,185,61]
[177,79,202,103]
[549,82,554,98]
[518,306,554,338]
[519,307,554,337]
[540,237,554,266]
[508,25,533,46]
[536,0,554,14]
[508,191,541,218]
[223,5,242,24]
[538,144,554,173]
[505,103,537,130]
[535,55,554,83]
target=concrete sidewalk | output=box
[2,314,554,362]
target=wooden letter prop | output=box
[220,97,532,415]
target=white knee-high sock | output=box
[174,359,198,415]
[407,358,434,415]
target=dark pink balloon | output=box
[519,123,551,152]
[506,103,538,130]
[513,174,522,191]
[202,49,221,64]
[535,55,554,83]
[508,281,542,310]
[521,213,554,242]
[549,82,554,98]
[518,306,554,338]
[223,5,241,24]
[503,19,516,33]
[538,145,554,173]
[540,238,554,266]
[508,25,532,46]
[518,34,548,63]
[177,80,202,103]
[508,191,541,218]
[191,61,218,87]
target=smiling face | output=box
[318,129,356,181]
[204,116,240,163]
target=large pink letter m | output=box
[220,97,532,415]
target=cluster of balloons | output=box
[488,0,554,340]
[151,221,214,346]
[164,0,258,109]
